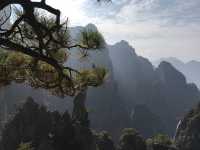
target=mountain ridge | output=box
[154,57,200,89]
[0,24,200,140]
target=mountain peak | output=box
[118,40,129,44]
[112,40,136,56]
[157,61,186,86]
[153,57,184,68]
[85,23,98,31]
[158,61,173,68]
[187,60,200,65]
[115,40,130,46]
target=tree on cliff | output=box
[0,0,107,97]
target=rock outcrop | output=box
[0,25,200,140]
[175,103,200,150]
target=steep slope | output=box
[131,104,166,137]
[175,103,200,150]
[156,61,199,115]
[154,57,200,89]
[0,24,130,140]
[1,24,200,140]
[109,42,200,136]
[68,24,130,140]
[108,40,156,107]
[155,62,200,134]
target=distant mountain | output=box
[0,24,200,140]
[109,40,156,106]
[68,24,131,140]
[0,24,130,141]
[109,42,200,136]
[154,57,200,89]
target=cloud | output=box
[80,0,200,61]
[46,0,200,61]
[83,0,200,25]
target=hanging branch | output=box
[0,0,106,97]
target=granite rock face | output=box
[109,41,200,136]
[0,24,200,140]
[154,57,200,89]
[175,103,200,150]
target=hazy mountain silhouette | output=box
[0,24,200,139]
[0,24,130,141]
[154,57,200,89]
[109,41,200,136]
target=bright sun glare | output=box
[46,0,87,26]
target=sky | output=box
[45,0,200,62]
